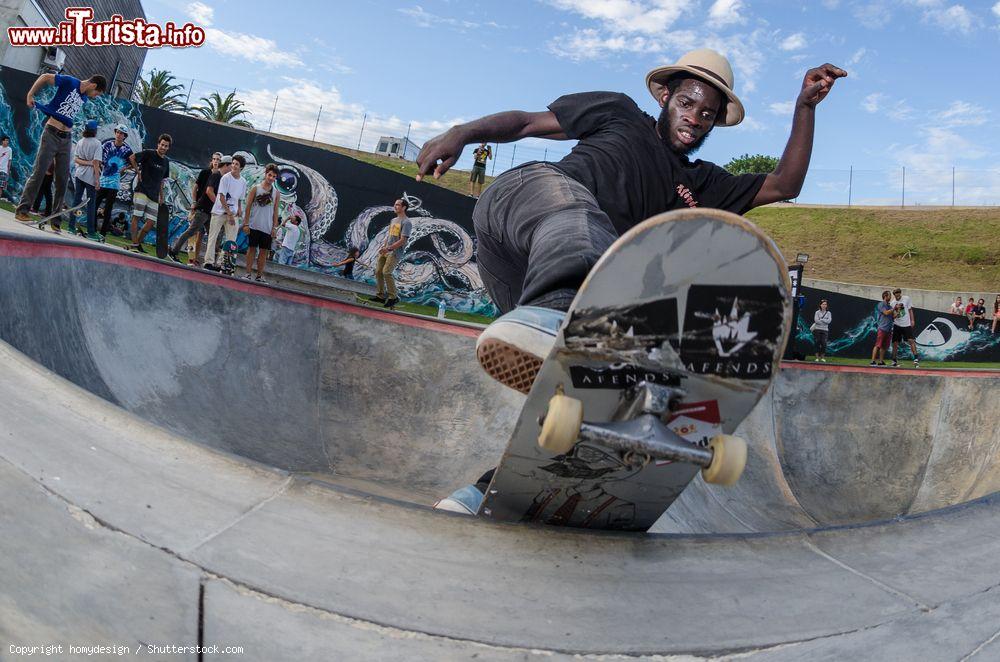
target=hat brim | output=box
[645,65,745,127]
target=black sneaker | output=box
[877,361,886,366]
[383,297,399,309]
[891,360,899,367]
[869,361,878,366]
[368,295,386,304]
[203,263,220,272]
[166,251,180,263]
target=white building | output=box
[374,135,420,161]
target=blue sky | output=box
[140,0,1000,204]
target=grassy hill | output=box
[746,205,1000,293]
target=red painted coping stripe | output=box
[0,235,481,339]
[3,235,998,378]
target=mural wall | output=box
[794,286,1000,362]
[0,67,493,315]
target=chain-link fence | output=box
[159,75,1000,206]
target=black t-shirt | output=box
[135,149,170,200]
[547,92,766,235]
[199,171,222,213]
[193,168,214,213]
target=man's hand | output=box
[226,212,235,226]
[26,94,35,109]
[416,127,466,181]
[798,64,847,109]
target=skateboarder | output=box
[13,73,107,224]
[888,287,920,367]
[130,134,173,252]
[370,198,411,309]
[416,49,846,391]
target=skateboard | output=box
[354,293,398,310]
[155,203,170,259]
[220,239,238,276]
[23,201,88,234]
[477,208,792,531]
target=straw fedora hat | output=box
[645,49,745,127]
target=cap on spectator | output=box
[114,124,129,135]
[85,119,99,131]
[220,155,233,164]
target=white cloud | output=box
[779,32,807,50]
[398,5,506,31]
[922,4,975,33]
[854,2,893,28]
[993,1,1000,18]
[821,0,840,7]
[769,101,795,115]
[847,47,867,65]
[238,78,465,150]
[201,28,304,68]
[940,100,988,126]
[861,92,913,120]
[708,0,746,27]
[544,0,687,36]
[185,1,213,26]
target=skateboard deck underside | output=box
[479,209,792,531]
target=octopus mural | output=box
[0,71,495,316]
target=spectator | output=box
[241,162,281,283]
[870,290,894,367]
[889,287,920,368]
[811,299,832,362]
[204,154,247,271]
[949,296,964,315]
[67,119,102,238]
[168,152,221,265]
[993,295,1000,334]
[274,212,302,265]
[14,73,106,224]
[0,135,11,202]
[333,247,360,279]
[964,296,977,316]
[97,124,136,238]
[31,161,55,217]
[130,133,173,252]
[370,197,411,309]
[968,298,987,330]
[468,142,492,198]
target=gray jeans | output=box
[17,125,72,217]
[473,162,617,314]
[170,209,210,255]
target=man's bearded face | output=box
[656,78,723,156]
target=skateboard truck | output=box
[537,382,747,485]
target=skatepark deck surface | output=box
[2,221,1000,660]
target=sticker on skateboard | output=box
[476,207,792,531]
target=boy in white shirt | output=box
[274,212,302,265]
[204,154,248,271]
[888,287,920,367]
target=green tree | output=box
[189,91,253,128]
[134,69,186,111]
[724,153,779,175]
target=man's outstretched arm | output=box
[750,64,847,208]
[416,111,566,181]
[25,74,55,108]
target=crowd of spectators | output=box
[949,295,1000,333]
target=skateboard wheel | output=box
[537,394,583,454]
[702,435,747,486]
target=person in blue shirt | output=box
[14,73,106,226]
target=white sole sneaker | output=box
[476,306,563,394]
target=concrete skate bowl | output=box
[3,230,1000,658]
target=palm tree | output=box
[134,69,187,111]
[189,91,253,128]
